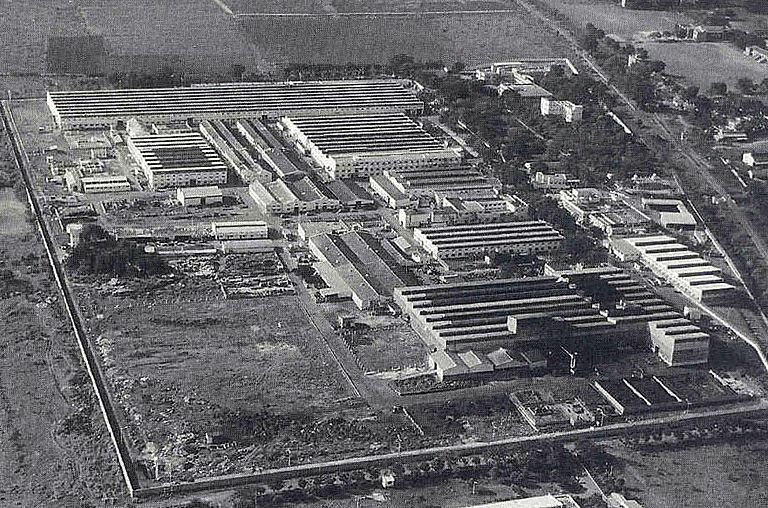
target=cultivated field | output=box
[227,0,515,14]
[641,42,768,91]
[237,7,571,67]
[0,0,87,74]
[534,0,692,41]
[80,0,259,73]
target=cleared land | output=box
[534,0,692,40]
[238,7,570,67]
[642,42,768,91]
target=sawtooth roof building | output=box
[413,220,563,260]
[612,234,735,302]
[280,113,461,179]
[396,266,708,369]
[47,80,424,129]
[126,132,228,190]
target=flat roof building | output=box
[465,494,581,508]
[47,80,424,129]
[281,113,461,180]
[212,221,268,240]
[176,186,223,206]
[127,132,227,190]
[413,220,563,260]
[80,174,130,194]
[641,198,697,231]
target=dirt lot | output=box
[237,5,571,67]
[0,185,126,506]
[641,41,768,91]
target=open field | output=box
[80,0,259,73]
[642,42,768,91]
[237,8,571,67]
[0,183,125,504]
[534,0,692,41]
[608,436,768,508]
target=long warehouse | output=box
[127,132,228,190]
[413,220,563,260]
[280,113,461,179]
[47,80,424,129]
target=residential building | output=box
[742,151,768,168]
[540,97,583,123]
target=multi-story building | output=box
[80,175,131,193]
[540,97,583,123]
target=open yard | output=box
[227,0,516,14]
[642,41,768,91]
[237,6,571,67]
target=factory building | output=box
[640,198,697,231]
[309,231,405,310]
[369,174,413,208]
[199,120,272,185]
[385,164,501,200]
[280,113,461,180]
[413,220,563,260]
[211,221,268,240]
[555,266,709,367]
[236,119,304,180]
[47,80,424,129]
[248,177,340,215]
[127,133,228,190]
[176,186,223,207]
[613,235,735,302]
[79,175,131,193]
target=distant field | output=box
[535,0,692,40]
[80,0,259,73]
[238,9,570,67]
[0,0,87,74]
[642,42,768,91]
[226,0,514,14]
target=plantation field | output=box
[238,9,570,67]
[535,0,692,40]
[641,42,768,91]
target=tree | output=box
[709,82,728,96]
[450,61,466,74]
[737,77,755,95]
